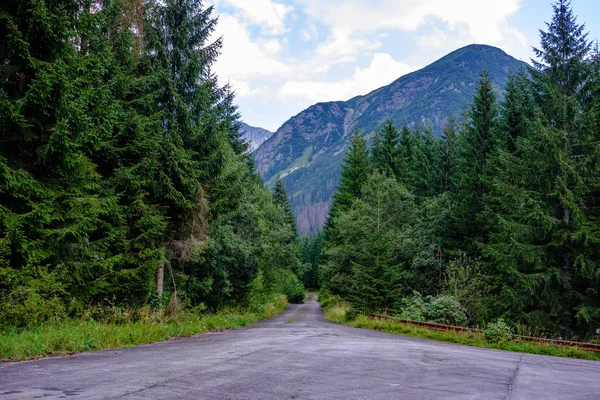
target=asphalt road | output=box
[1,296,600,400]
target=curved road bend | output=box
[1,296,599,400]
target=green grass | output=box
[321,297,600,361]
[0,295,287,362]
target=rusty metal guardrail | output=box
[369,314,600,352]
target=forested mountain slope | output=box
[254,44,527,234]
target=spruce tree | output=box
[484,0,599,333]
[273,176,298,239]
[322,130,370,295]
[499,70,536,153]
[453,69,499,252]
[440,117,459,193]
[397,124,416,188]
[325,172,415,309]
[370,128,384,170]
[378,119,401,178]
[324,129,370,236]
[411,123,441,198]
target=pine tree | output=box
[0,0,140,319]
[273,176,298,239]
[499,70,537,153]
[324,130,370,237]
[397,124,416,188]
[411,123,441,198]
[321,130,370,295]
[325,172,415,309]
[440,117,459,193]
[453,68,499,252]
[299,231,325,289]
[370,128,384,169]
[377,119,401,178]
[484,0,599,333]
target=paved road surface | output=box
[1,295,599,399]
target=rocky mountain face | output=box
[254,44,528,235]
[240,123,273,152]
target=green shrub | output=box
[282,272,306,304]
[443,253,489,324]
[318,291,341,309]
[345,307,360,321]
[485,319,513,343]
[426,295,468,325]
[398,293,428,321]
[398,293,467,326]
[247,270,268,313]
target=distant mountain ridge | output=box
[240,122,273,152]
[254,44,528,235]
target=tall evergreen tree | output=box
[453,68,499,252]
[411,123,441,198]
[375,119,401,178]
[321,130,370,295]
[323,130,369,238]
[324,172,415,307]
[273,175,298,239]
[484,0,599,333]
[499,70,537,153]
[397,124,416,188]
[0,0,138,319]
[370,128,384,170]
[440,117,459,193]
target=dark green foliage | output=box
[483,0,600,334]
[453,69,499,253]
[0,0,303,328]
[372,119,401,178]
[299,231,324,289]
[320,1,600,338]
[439,117,459,193]
[498,70,536,152]
[323,130,369,241]
[323,172,415,311]
[273,176,298,239]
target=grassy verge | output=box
[0,295,287,362]
[321,296,600,361]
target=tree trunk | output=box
[156,262,164,297]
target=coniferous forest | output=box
[319,1,600,339]
[0,0,304,330]
[1,0,599,347]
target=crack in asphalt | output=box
[504,354,523,400]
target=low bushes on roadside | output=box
[397,293,467,326]
[484,319,513,343]
[0,291,288,362]
[319,295,600,361]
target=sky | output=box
[207,0,600,132]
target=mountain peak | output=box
[254,45,527,234]
[240,123,273,152]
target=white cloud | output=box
[297,0,523,44]
[208,0,530,130]
[300,24,319,41]
[416,27,449,49]
[216,0,292,35]
[315,28,381,62]
[213,14,289,82]
[280,53,418,102]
